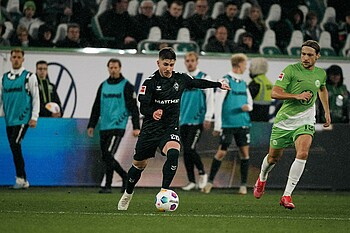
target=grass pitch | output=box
[0,187,349,233]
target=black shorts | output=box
[220,127,250,150]
[134,129,181,161]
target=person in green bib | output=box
[254,40,331,209]
[0,48,40,189]
[87,58,140,194]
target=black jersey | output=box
[138,70,221,136]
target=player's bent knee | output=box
[133,159,148,170]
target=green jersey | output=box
[274,62,326,130]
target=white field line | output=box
[1,210,350,221]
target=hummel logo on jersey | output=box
[171,166,177,171]
[156,86,162,90]
[278,72,285,80]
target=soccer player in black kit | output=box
[118,47,230,210]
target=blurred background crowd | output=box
[0,0,349,56]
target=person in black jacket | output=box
[55,23,89,48]
[184,0,213,46]
[117,47,230,210]
[205,25,234,53]
[98,0,138,49]
[159,0,185,40]
[133,0,160,42]
[33,24,55,47]
[213,0,243,41]
[36,60,63,117]
[87,58,140,194]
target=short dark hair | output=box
[225,0,240,8]
[302,40,320,54]
[67,23,80,31]
[107,58,122,67]
[159,47,176,60]
[36,60,48,66]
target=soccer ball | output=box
[155,189,179,212]
[45,102,60,113]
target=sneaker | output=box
[117,191,133,210]
[280,196,295,210]
[13,177,29,189]
[253,177,266,199]
[238,186,247,195]
[98,187,112,194]
[198,174,208,189]
[182,182,196,191]
[202,182,213,194]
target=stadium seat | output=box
[319,31,336,56]
[90,15,114,45]
[201,28,215,51]
[211,2,224,20]
[320,7,336,31]
[128,0,139,16]
[239,2,252,20]
[233,28,246,43]
[6,0,20,13]
[96,0,111,16]
[176,27,190,42]
[52,23,68,44]
[148,26,162,41]
[265,4,281,30]
[28,21,45,40]
[286,30,303,56]
[2,21,14,40]
[183,1,195,19]
[298,5,308,23]
[140,26,162,51]
[259,29,282,55]
[341,34,350,57]
[174,27,197,52]
[155,0,168,17]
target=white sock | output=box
[259,154,275,182]
[283,158,306,196]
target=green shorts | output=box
[270,124,315,149]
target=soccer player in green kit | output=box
[253,40,331,209]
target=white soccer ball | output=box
[45,102,60,113]
[155,189,179,212]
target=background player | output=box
[87,58,140,194]
[180,51,213,191]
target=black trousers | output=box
[6,125,29,180]
[180,124,205,183]
[100,129,127,188]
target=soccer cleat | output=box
[202,182,213,194]
[253,177,266,199]
[238,186,247,195]
[13,177,29,189]
[198,174,208,189]
[117,191,133,210]
[280,196,295,210]
[98,187,112,194]
[182,182,196,191]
